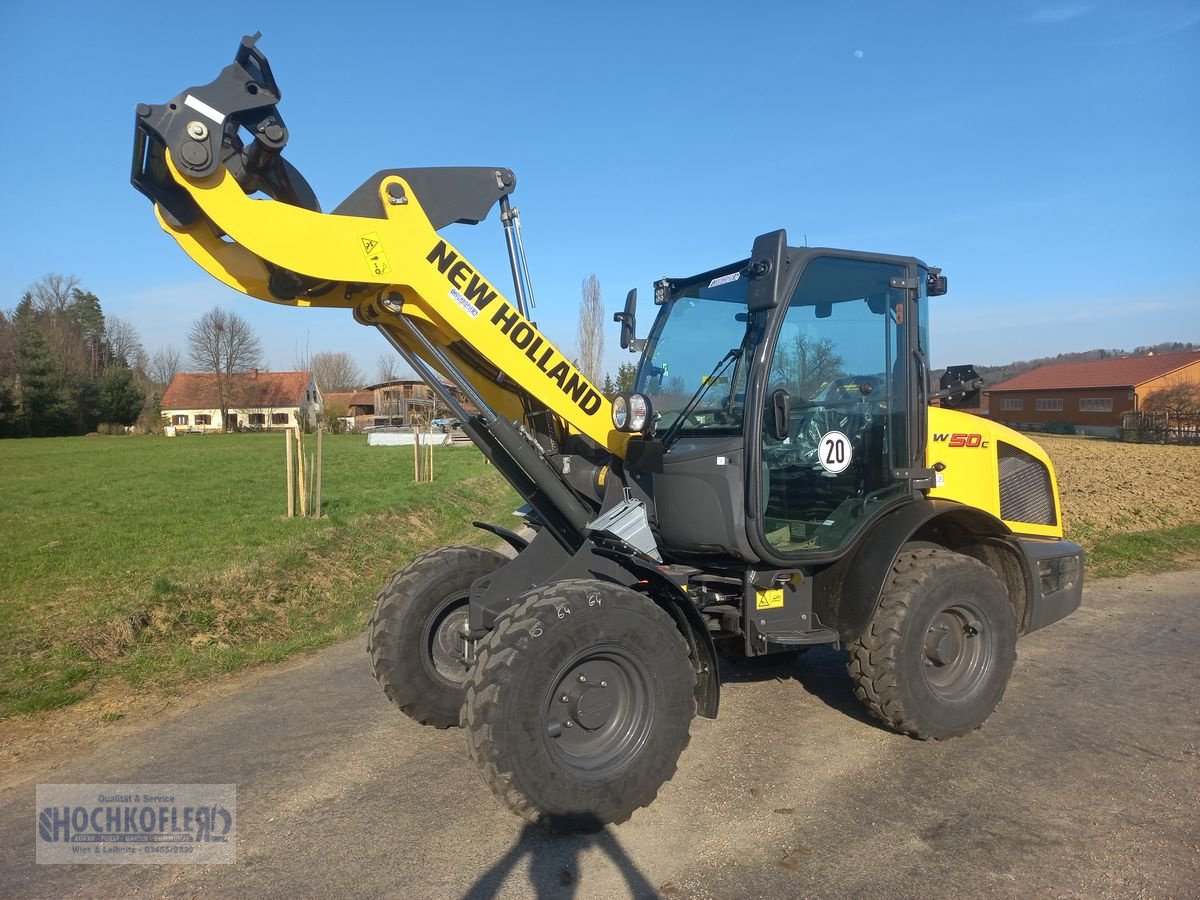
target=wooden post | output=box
[412,425,420,483]
[295,428,308,516]
[428,424,434,481]
[315,428,323,518]
[285,428,295,518]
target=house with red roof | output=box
[985,351,1200,436]
[322,390,375,418]
[322,389,375,432]
[161,369,321,433]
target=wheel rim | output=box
[921,598,994,702]
[542,645,655,779]
[422,597,471,687]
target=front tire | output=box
[367,545,509,729]
[463,579,696,832]
[849,548,1017,739]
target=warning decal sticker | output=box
[358,231,390,277]
[756,588,785,610]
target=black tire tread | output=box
[848,548,1016,740]
[463,579,695,830]
[367,544,509,728]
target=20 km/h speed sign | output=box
[818,431,853,474]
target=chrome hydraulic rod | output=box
[499,197,530,318]
[379,319,594,536]
[374,325,477,425]
[512,205,538,312]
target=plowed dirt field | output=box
[1030,434,1200,547]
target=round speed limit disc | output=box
[818,430,853,474]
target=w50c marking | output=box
[933,432,989,448]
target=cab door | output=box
[758,255,912,553]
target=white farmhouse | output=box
[161,370,321,432]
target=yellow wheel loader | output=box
[132,35,1083,832]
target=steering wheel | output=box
[788,376,882,467]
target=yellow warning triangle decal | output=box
[361,237,378,254]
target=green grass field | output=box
[3,433,1198,723]
[0,433,519,719]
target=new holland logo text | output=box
[426,241,602,416]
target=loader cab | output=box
[636,241,933,565]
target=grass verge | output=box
[0,434,519,720]
[1083,523,1200,580]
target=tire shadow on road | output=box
[462,819,656,899]
[718,647,891,733]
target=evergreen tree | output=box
[615,362,638,392]
[0,381,21,437]
[98,366,145,426]
[17,324,71,436]
[69,378,101,434]
[69,289,106,376]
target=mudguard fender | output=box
[817,499,1011,641]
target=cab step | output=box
[761,627,839,647]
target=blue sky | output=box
[1,0,1196,380]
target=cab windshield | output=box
[636,267,754,435]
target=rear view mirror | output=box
[614,288,644,351]
[927,269,948,297]
[746,229,788,312]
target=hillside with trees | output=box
[935,342,1197,391]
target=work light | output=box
[612,392,653,433]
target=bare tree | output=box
[770,334,844,400]
[309,351,363,393]
[375,351,400,384]
[576,274,605,384]
[148,346,182,388]
[105,315,144,368]
[1144,381,1200,438]
[188,307,264,431]
[19,276,91,382]
[27,274,80,315]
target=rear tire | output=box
[367,545,509,729]
[463,579,695,832]
[848,548,1017,739]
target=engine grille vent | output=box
[998,443,1057,526]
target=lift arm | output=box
[132,34,624,459]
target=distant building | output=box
[985,351,1200,437]
[322,389,375,432]
[161,370,321,432]
[330,379,476,432]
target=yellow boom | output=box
[136,43,623,454]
